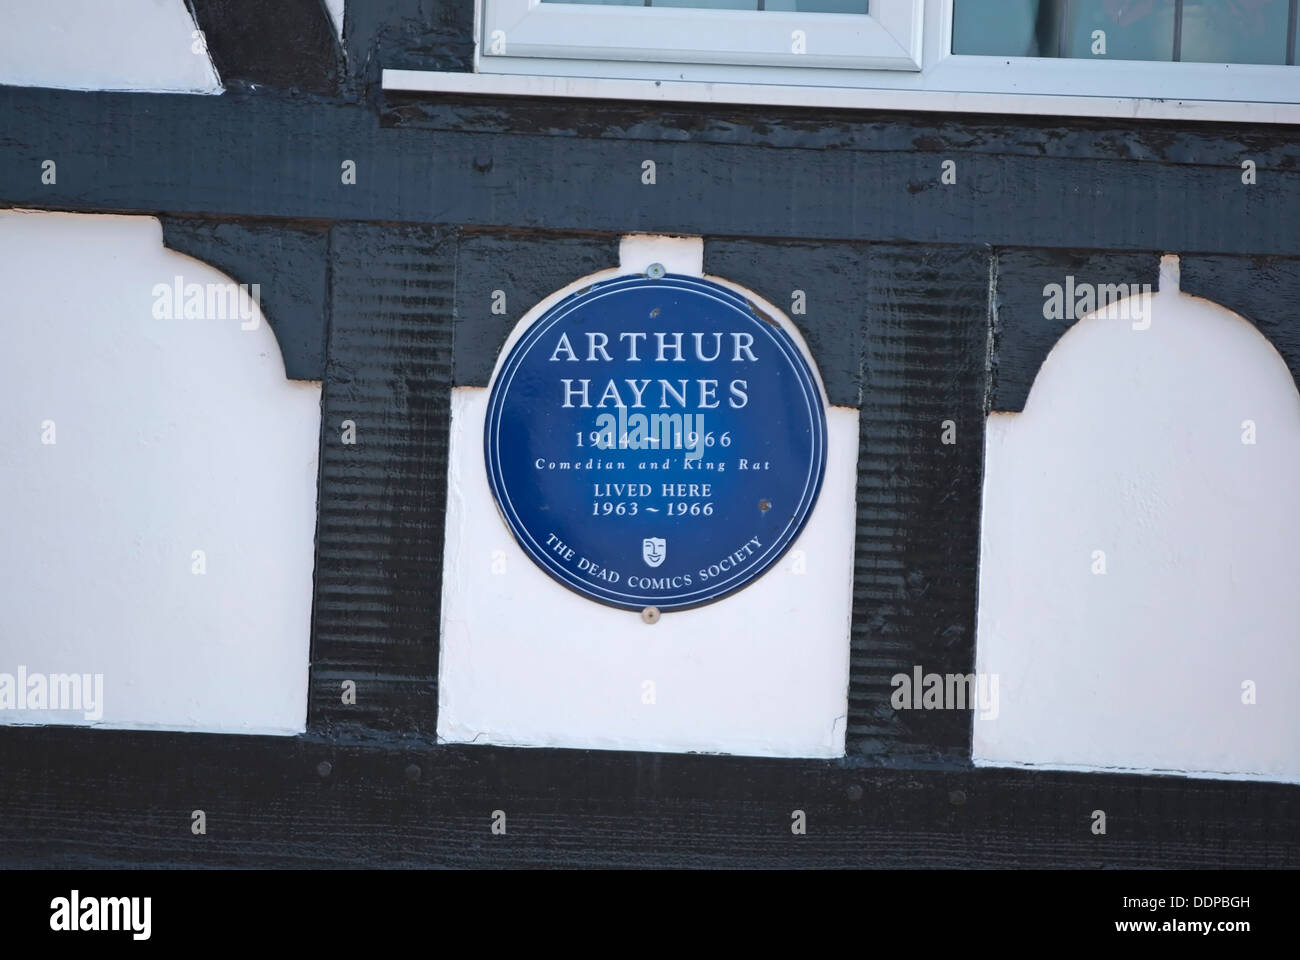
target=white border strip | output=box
[383,67,1300,125]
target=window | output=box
[935,0,1299,103]
[385,0,1300,120]
[481,0,924,70]
[953,0,1297,66]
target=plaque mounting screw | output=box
[642,606,660,624]
[646,263,666,279]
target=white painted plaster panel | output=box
[0,0,220,93]
[324,0,346,39]
[437,237,857,757]
[975,260,1300,783]
[0,211,320,734]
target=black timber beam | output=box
[990,250,1163,412]
[161,217,330,380]
[343,0,476,90]
[2,86,1299,256]
[0,726,1295,868]
[187,0,344,95]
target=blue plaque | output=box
[484,273,828,611]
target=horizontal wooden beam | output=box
[2,86,1298,256]
[0,725,1295,867]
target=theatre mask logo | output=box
[643,537,666,568]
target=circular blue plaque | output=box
[484,273,827,611]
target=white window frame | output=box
[929,0,1299,104]
[482,0,923,71]
[382,0,1300,124]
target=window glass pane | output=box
[952,0,1057,56]
[650,0,758,7]
[1063,0,1175,61]
[1180,0,1291,65]
[954,0,1181,61]
[764,0,869,11]
[543,0,868,8]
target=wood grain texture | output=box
[161,216,330,380]
[703,238,869,409]
[383,90,1300,170]
[849,246,990,764]
[453,231,621,387]
[0,727,1294,868]
[1,86,1297,256]
[344,0,475,90]
[1180,255,1300,395]
[187,0,344,95]
[309,224,454,736]
[991,249,1161,412]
